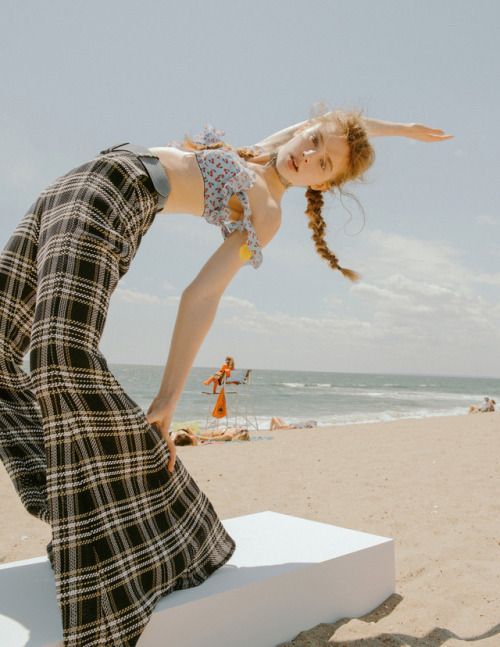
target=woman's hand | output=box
[363,117,453,142]
[402,123,454,142]
[146,396,176,473]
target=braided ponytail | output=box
[304,109,375,281]
[305,187,360,282]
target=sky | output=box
[1,0,499,378]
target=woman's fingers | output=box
[145,411,175,474]
[165,434,176,473]
[422,133,454,141]
[428,134,454,141]
[415,132,454,142]
[158,420,175,473]
[409,123,454,141]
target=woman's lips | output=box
[288,155,298,171]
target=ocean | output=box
[110,364,500,430]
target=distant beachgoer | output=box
[269,417,318,430]
[203,356,235,393]
[172,425,249,445]
[171,429,200,446]
[480,397,491,412]
[468,397,495,414]
[202,425,249,441]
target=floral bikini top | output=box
[170,125,263,269]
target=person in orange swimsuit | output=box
[203,355,235,393]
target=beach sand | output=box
[1,413,499,645]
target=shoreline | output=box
[1,414,499,644]
[298,407,500,427]
[207,408,500,433]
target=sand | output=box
[1,413,499,646]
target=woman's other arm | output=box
[146,204,281,467]
[255,119,309,149]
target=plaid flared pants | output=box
[0,149,235,646]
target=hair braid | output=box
[305,187,360,281]
[302,109,374,281]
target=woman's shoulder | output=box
[247,185,282,245]
[247,169,282,215]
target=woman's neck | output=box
[247,150,288,202]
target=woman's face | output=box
[276,122,349,190]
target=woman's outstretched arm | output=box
[255,113,453,148]
[362,117,453,141]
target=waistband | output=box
[99,142,170,213]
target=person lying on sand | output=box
[172,426,250,445]
[269,417,318,430]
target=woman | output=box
[0,108,451,645]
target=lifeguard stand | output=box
[202,368,259,433]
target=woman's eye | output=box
[311,135,318,145]
[320,159,326,170]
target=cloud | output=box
[473,273,500,286]
[361,230,463,281]
[476,214,499,227]
[162,280,176,293]
[345,231,500,352]
[220,295,257,310]
[108,230,500,375]
[115,288,180,305]
[224,230,500,373]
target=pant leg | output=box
[23,150,235,647]
[30,179,151,646]
[0,203,49,522]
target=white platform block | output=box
[0,511,394,647]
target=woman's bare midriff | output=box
[147,146,245,223]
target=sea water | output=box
[110,364,500,429]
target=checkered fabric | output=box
[0,149,235,645]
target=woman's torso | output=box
[148,145,281,224]
[145,126,285,269]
